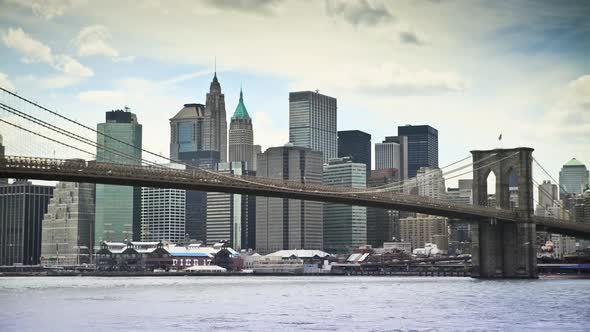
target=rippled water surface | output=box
[0,276,589,331]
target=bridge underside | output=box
[470,221,537,278]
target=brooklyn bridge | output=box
[0,87,589,278]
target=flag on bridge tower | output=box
[498,133,502,141]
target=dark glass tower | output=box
[337,130,371,178]
[397,125,438,178]
[0,180,54,265]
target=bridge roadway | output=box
[1,156,589,238]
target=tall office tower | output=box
[0,180,54,265]
[559,158,589,199]
[338,130,371,178]
[95,109,142,244]
[204,72,227,162]
[539,180,558,207]
[399,215,448,250]
[397,125,438,178]
[0,133,6,185]
[366,168,400,248]
[229,89,255,170]
[252,145,262,171]
[289,91,337,163]
[40,182,95,265]
[170,103,220,242]
[141,164,186,243]
[375,136,408,180]
[256,145,323,254]
[323,157,367,253]
[206,162,255,250]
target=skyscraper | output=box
[375,136,408,179]
[204,72,228,162]
[41,182,95,265]
[206,161,255,250]
[229,89,255,170]
[397,125,438,178]
[289,91,337,163]
[0,180,54,265]
[338,130,371,177]
[141,164,186,243]
[323,157,367,253]
[366,168,401,248]
[95,109,142,244]
[256,144,323,253]
[559,158,589,199]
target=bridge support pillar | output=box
[470,148,537,278]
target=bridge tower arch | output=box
[470,147,537,278]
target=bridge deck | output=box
[0,156,588,238]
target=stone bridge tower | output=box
[470,147,537,278]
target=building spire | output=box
[214,56,217,77]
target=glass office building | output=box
[397,125,438,178]
[95,110,142,245]
[289,91,337,163]
[323,157,367,253]
[338,130,371,178]
[559,158,589,199]
[0,180,54,265]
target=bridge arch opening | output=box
[485,169,497,207]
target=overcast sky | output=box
[0,0,588,187]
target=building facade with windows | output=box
[323,157,367,253]
[41,182,95,265]
[289,91,337,163]
[206,161,255,250]
[0,180,54,265]
[559,158,589,199]
[95,109,142,244]
[256,145,323,254]
[375,136,408,180]
[337,130,371,178]
[397,125,438,178]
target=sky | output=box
[0,0,589,189]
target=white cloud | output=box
[2,27,93,88]
[78,90,126,105]
[542,75,590,139]
[6,0,86,19]
[73,25,119,58]
[1,27,53,64]
[0,72,16,91]
[292,61,467,96]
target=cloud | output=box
[1,27,93,88]
[1,27,53,64]
[293,61,467,96]
[204,0,284,15]
[73,25,119,58]
[253,111,288,150]
[41,55,94,88]
[325,0,394,26]
[399,31,426,45]
[0,72,16,91]
[78,90,126,105]
[542,74,590,139]
[6,0,86,19]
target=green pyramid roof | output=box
[564,158,585,167]
[232,89,250,120]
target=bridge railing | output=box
[0,155,523,221]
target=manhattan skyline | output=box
[0,0,588,186]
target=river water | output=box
[0,276,588,331]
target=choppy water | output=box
[0,276,588,331]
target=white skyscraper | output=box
[141,164,186,243]
[375,136,408,179]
